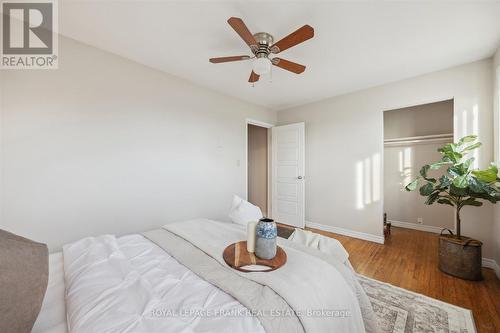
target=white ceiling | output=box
[60,1,500,111]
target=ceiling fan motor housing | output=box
[252,32,276,57]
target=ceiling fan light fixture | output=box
[252,57,271,75]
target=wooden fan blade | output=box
[270,25,314,53]
[227,17,258,50]
[209,55,250,63]
[272,58,306,74]
[249,71,260,83]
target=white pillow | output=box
[228,195,263,226]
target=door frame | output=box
[245,118,274,217]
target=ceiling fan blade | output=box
[270,25,314,53]
[227,17,258,51]
[272,58,306,74]
[209,55,250,63]
[249,71,260,83]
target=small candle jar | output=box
[247,221,257,253]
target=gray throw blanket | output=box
[0,229,49,333]
[143,219,377,333]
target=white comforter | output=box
[160,219,368,333]
[63,234,265,333]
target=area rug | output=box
[358,275,476,333]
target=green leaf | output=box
[420,165,429,177]
[419,183,435,196]
[438,143,454,154]
[443,156,453,163]
[430,161,452,170]
[460,198,483,207]
[449,151,463,162]
[472,170,497,183]
[438,175,452,187]
[438,144,464,163]
[458,135,477,145]
[419,165,436,182]
[405,179,419,191]
[474,192,499,203]
[489,163,498,174]
[450,185,468,196]
[472,165,498,183]
[463,142,482,152]
[437,198,455,206]
[453,174,469,188]
[488,182,500,195]
[448,166,463,177]
[462,158,474,171]
[425,191,440,205]
[469,177,487,193]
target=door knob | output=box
[297,176,303,179]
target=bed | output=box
[31,219,379,333]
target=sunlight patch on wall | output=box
[459,105,480,168]
[398,151,403,173]
[356,153,382,210]
[472,105,479,168]
[461,109,468,139]
[356,161,364,210]
[453,111,458,143]
[372,153,381,202]
[402,147,413,187]
[364,157,372,205]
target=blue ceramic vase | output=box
[255,218,277,260]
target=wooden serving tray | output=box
[223,241,287,273]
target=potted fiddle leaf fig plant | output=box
[405,135,500,280]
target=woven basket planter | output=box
[438,230,483,281]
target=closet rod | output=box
[384,133,453,146]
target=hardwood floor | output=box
[285,224,500,332]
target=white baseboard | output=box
[305,221,385,244]
[388,219,454,234]
[482,258,500,279]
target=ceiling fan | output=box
[209,17,314,83]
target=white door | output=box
[271,123,305,228]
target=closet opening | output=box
[383,99,454,238]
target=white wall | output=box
[0,36,276,252]
[277,59,496,258]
